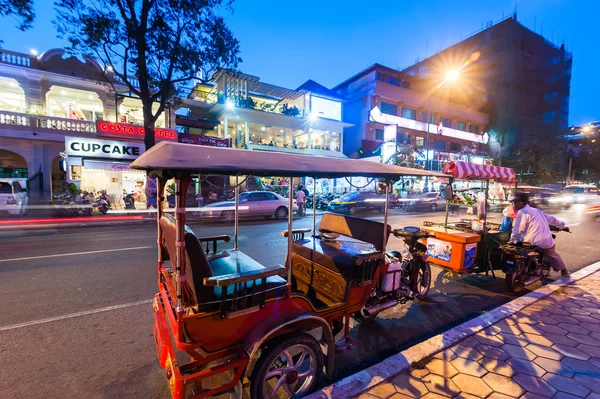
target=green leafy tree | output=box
[55,0,241,149]
[569,139,600,183]
[504,137,563,185]
[0,0,34,35]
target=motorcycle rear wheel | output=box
[506,270,525,293]
[414,262,432,300]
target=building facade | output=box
[0,49,351,202]
[334,63,490,172]
[401,14,572,159]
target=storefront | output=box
[64,136,147,208]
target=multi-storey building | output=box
[400,14,572,159]
[333,63,490,172]
[0,48,351,202]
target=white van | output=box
[562,184,599,204]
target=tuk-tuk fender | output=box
[245,314,335,378]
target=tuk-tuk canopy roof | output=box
[444,161,515,182]
[130,141,450,179]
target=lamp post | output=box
[563,124,596,184]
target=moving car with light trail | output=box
[327,191,387,214]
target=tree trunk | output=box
[142,102,156,150]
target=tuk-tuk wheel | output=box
[505,270,525,293]
[250,333,323,399]
[415,262,432,300]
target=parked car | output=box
[198,191,297,221]
[406,192,446,212]
[327,191,386,214]
[0,179,28,216]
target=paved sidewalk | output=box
[354,270,600,399]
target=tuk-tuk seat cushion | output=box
[292,237,378,280]
[318,213,391,251]
[208,250,287,298]
[160,214,286,306]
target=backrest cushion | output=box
[160,213,213,305]
[319,213,391,250]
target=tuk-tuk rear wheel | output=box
[415,262,432,300]
[250,333,323,399]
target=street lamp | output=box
[445,69,460,82]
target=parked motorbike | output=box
[74,193,93,216]
[94,196,112,214]
[53,192,74,216]
[500,226,570,292]
[124,192,136,210]
[354,226,433,323]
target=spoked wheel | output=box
[506,269,525,293]
[251,334,323,399]
[221,210,234,222]
[414,262,432,300]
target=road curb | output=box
[306,260,600,399]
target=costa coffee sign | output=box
[96,121,177,141]
[65,137,144,160]
[178,133,231,148]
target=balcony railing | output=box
[0,50,34,67]
[0,110,97,134]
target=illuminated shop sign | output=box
[369,107,484,143]
[310,95,342,121]
[96,121,177,141]
[65,137,145,160]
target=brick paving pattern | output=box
[355,271,600,399]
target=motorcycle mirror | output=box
[441,184,453,201]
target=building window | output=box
[397,132,410,144]
[46,86,104,121]
[450,142,462,152]
[119,96,166,127]
[440,117,452,128]
[416,137,424,147]
[0,77,26,113]
[433,140,446,150]
[421,113,435,124]
[380,102,397,116]
[401,107,416,120]
[469,125,479,134]
[375,129,384,141]
[455,121,466,131]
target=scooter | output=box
[124,193,136,210]
[354,226,434,323]
[94,197,112,214]
[500,226,570,292]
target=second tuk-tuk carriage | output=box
[131,142,448,399]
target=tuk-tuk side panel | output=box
[291,253,347,307]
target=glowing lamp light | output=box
[225,99,234,111]
[445,69,460,82]
[29,48,38,56]
[582,125,592,133]
[308,113,318,122]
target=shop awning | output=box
[443,161,515,182]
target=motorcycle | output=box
[94,196,112,214]
[74,194,93,216]
[500,226,570,292]
[124,192,136,210]
[354,226,433,323]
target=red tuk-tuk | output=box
[131,142,448,398]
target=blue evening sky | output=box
[0,0,597,125]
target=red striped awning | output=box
[443,161,516,182]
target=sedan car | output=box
[0,179,28,216]
[327,191,387,214]
[198,191,297,221]
[406,192,446,212]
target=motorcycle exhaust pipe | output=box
[523,276,541,286]
[361,299,398,317]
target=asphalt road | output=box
[0,205,598,399]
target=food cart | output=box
[422,161,516,276]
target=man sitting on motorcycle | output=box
[509,192,571,277]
